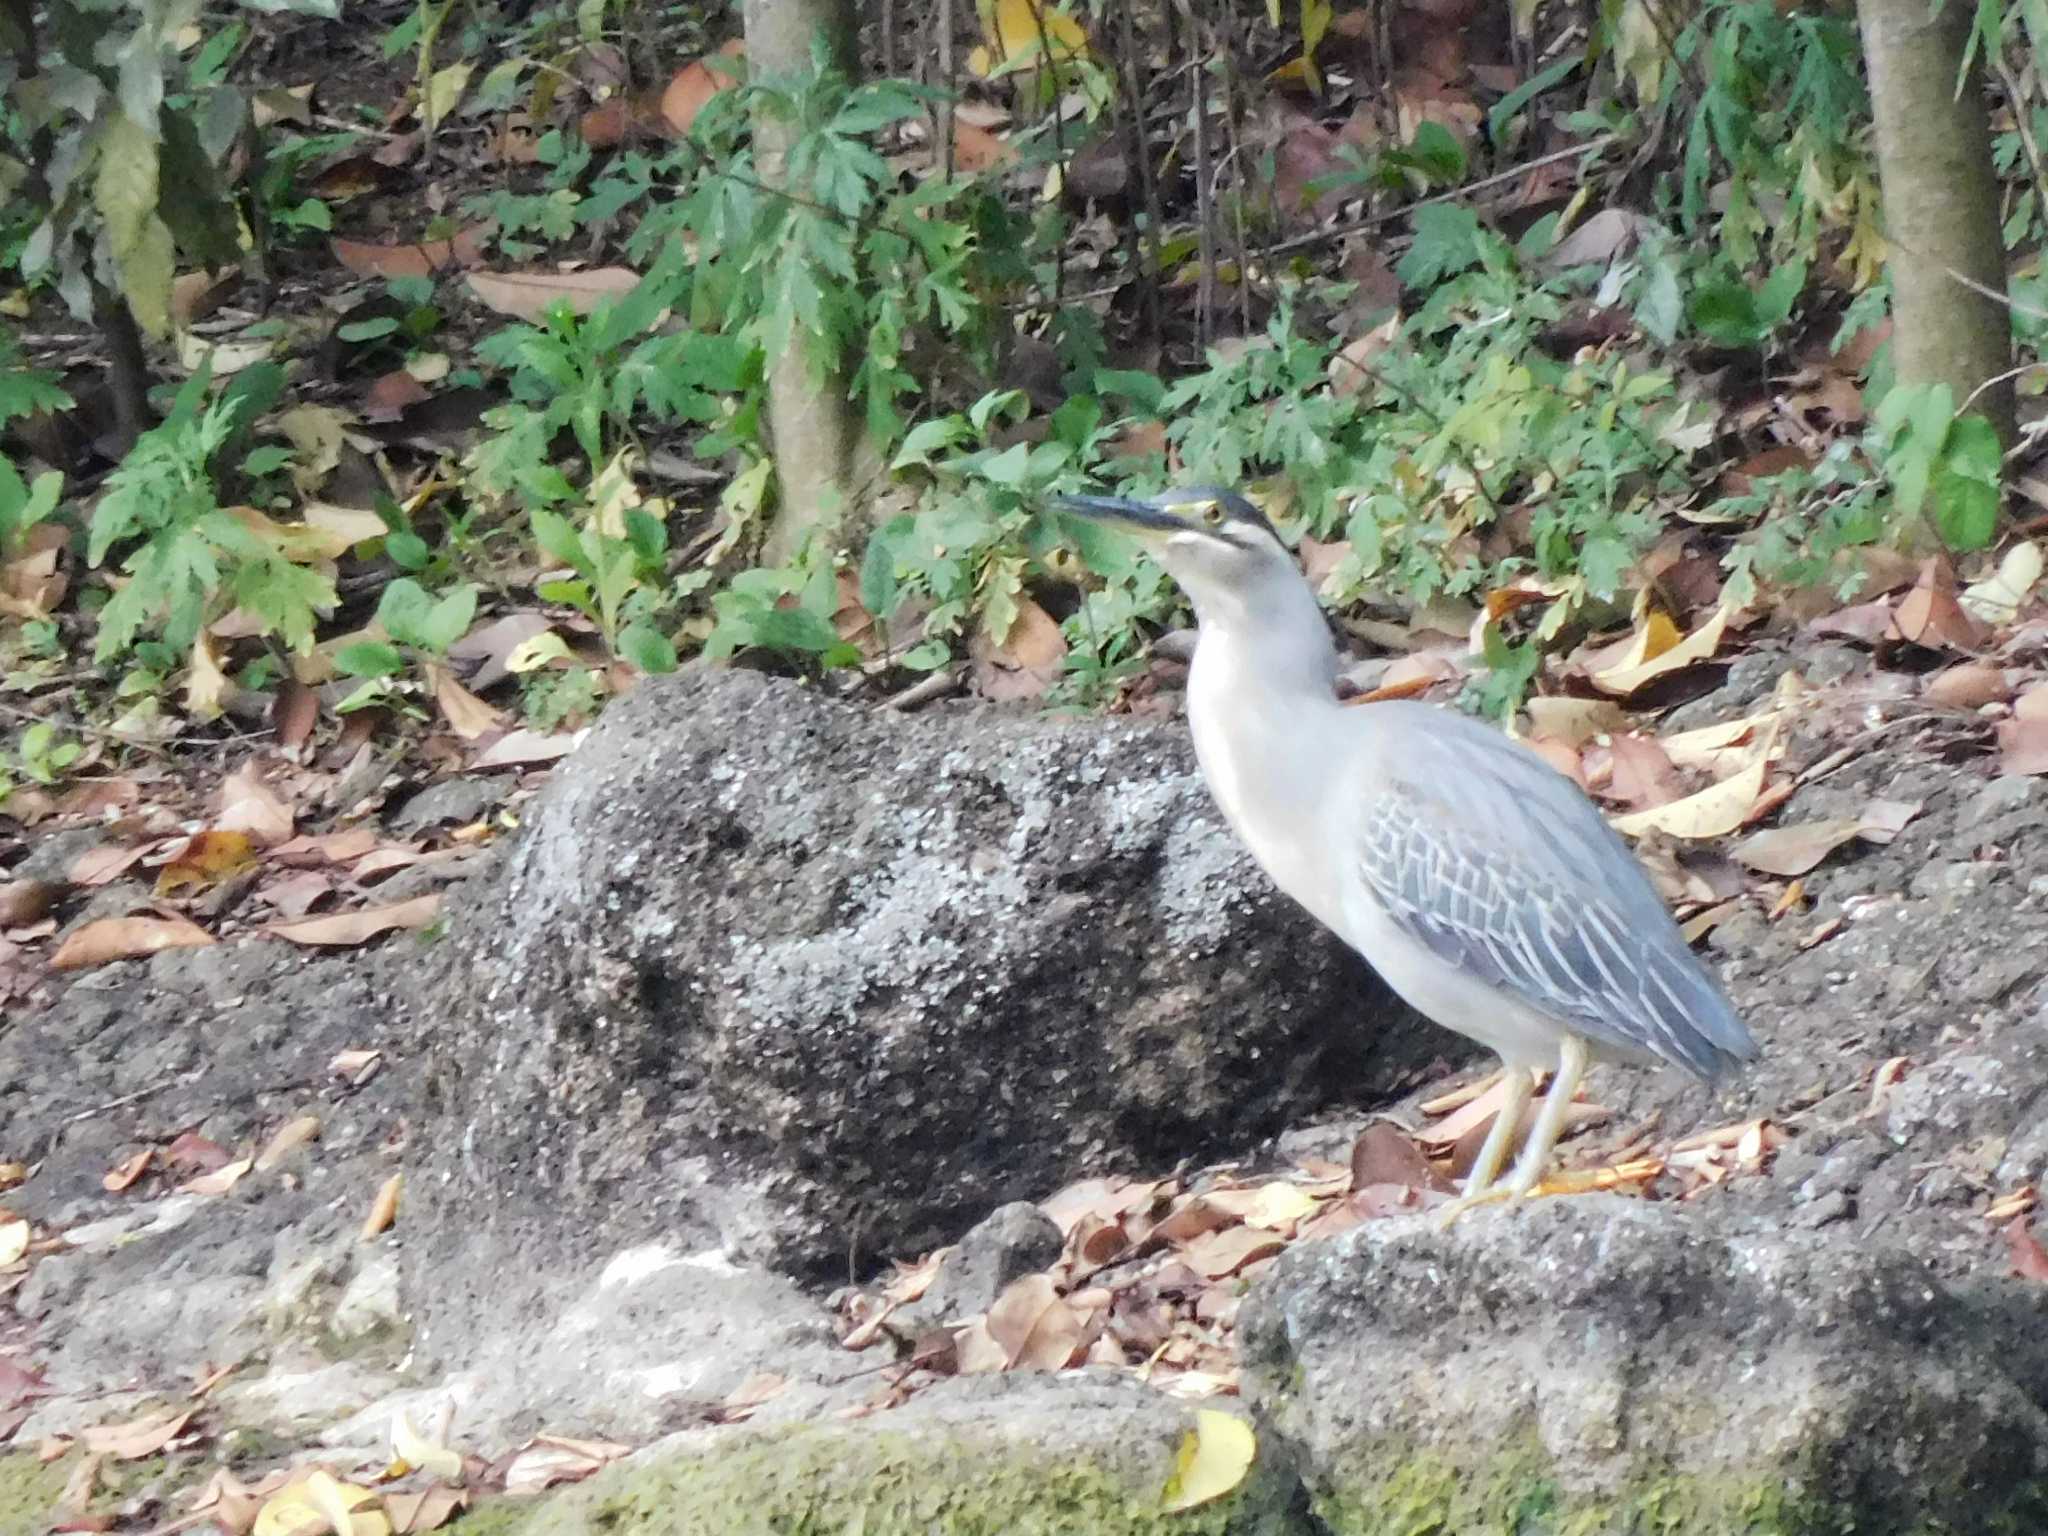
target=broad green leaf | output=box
[95,113,177,337]
[1933,470,1999,552]
[423,62,472,130]
[333,640,406,678]
[618,621,678,673]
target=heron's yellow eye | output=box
[1201,503,1224,526]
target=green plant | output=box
[332,576,480,708]
[530,455,680,673]
[4,721,83,802]
[86,372,334,666]
[1870,383,2004,552]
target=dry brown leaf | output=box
[466,267,642,321]
[425,662,503,740]
[271,828,381,866]
[254,1114,321,1173]
[361,1173,402,1240]
[1603,733,1686,810]
[1730,818,1865,877]
[163,1131,232,1176]
[266,894,441,947]
[717,1371,788,1422]
[1179,1225,1287,1279]
[383,1487,467,1535]
[969,594,1067,701]
[79,1407,192,1460]
[1349,1122,1449,1192]
[1999,714,2048,777]
[333,224,491,279]
[472,728,582,769]
[1329,315,1401,396]
[51,913,214,970]
[101,1149,153,1193]
[1523,696,1629,746]
[0,878,58,928]
[660,40,744,135]
[67,841,164,888]
[985,1274,1082,1370]
[1892,558,1987,651]
[2005,1218,2048,1282]
[950,120,1017,171]
[179,1156,252,1196]
[217,760,297,846]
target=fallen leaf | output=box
[0,879,58,928]
[501,1441,612,1496]
[68,841,165,887]
[1591,606,1731,696]
[1960,542,2043,625]
[362,1174,402,1241]
[163,1132,232,1176]
[1608,740,1774,841]
[969,595,1067,701]
[79,1407,192,1460]
[1893,558,1986,650]
[2007,1218,2048,1282]
[51,914,214,970]
[180,1157,253,1196]
[383,1487,466,1535]
[425,663,502,740]
[465,267,643,321]
[217,760,297,846]
[390,1407,459,1481]
[659,40,744,135]
[1729,818,1866,877]
[1523,696,1629,746]
[0,1220,27,1266]
[2000,714,2048,776]
[256,1470,390,1536]
[155,830,258,897]
[970,0,1088,76]
[716,1371,787,1423]
[266,894,441,947]
[101,1149,153,1193]
[333,225,491,280]
[1177,1225,1287,1279]
[1349,1122,1449,1192]
[254,1115,321,1173]
[186,630,236,721]
[985,1273,1083,1370]
[472,728,583,769]
[1161,1409,1256,1512]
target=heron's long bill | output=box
[1053,493,1186,535]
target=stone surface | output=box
[1238,1197,2048,1535]
[898,1201,1063,1328]
[505,1374,1309,1536]
[417,667,1428,1290]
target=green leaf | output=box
[95,113,177,337]
[1933,470,1999,551]
[617,621,678,673]
[1404,121,1467,183]
[893,416,970,471]
[339,317,401,342]
[1945,413,2003,481]
[334,640,406,677]
[978,441,1033,489]
[375,577,434,649]
[1487,53,1578,139]
[1093,370,1166,415]
[860,515,912,616]
[1688,278,1762,348]
[530,507,587,572]
[386,530,430,570]
[418,584,479,653]
[1397,204,1484,287]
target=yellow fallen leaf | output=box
[0,1218,29,1265]
[1241,1181,1318,1230]
[1162,1409,1256,1512]
[390,1407,462,1482]
[1591,605,1731,696]
[1608,737,1773,841]
[255,1114,321,1173]
[1656,710,1783,775]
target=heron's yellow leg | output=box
[1498,1035,1591,1198]
[1435,1065,1534,1227]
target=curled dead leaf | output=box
[51,913,214,970]
[362,1174,402,1241]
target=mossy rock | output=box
[493,1377,1307,1536]
[0,1451,70,1530]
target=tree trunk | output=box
[1858,0,2014,443]
[744,0,880,566]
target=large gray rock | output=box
[417,668,1432,1294]
[1238,1197,2048,1535]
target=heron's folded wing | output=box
[1354,730,1754,1078]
